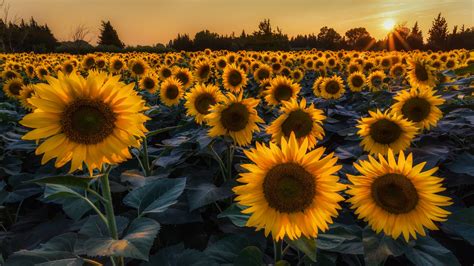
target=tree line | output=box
[0,13,472,53]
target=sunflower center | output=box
[257,69,270,80]
[274,84,293,102]
[227,70,243,87]
[371,76,382,87]
[220,102,249,132]
[281,110,313,138]
[371,174,418,214]
[198,65,210,79]
[161,68,172,78]
[176,72,189,86]
[263,163,315,213]
[9,82,22,96]
[61,99,116,144]
[113,60,123,70]
[351,76,364,87]
[194,93,216,115]
[64,64,73,74]
[85,58,95,68]
[132,63,145,75]
[325,80,340,94]
[414,63,428,81]
[165,85,179,99]
[392,66,403,76]
[143,78,155,90]
[401,97,431,122]
[369,119,402,144]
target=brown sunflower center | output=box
[143,77,155,90]
[351,75,364,87]
[274,84,293,102]
[371,76,382,87]
[281,110,313,138]
[113,60,123,70]
[256,68,270,80]
[132,63,145,75]
[176,72,189,86]
[392,66,403,76]
[61,99,116,144]
[194,93,216,115]
[165,85,179,99]
[401,97,431,122]
[414,63,428,81]
[446,60,454,68]
[96,60,105,68]
[220,102,249,132]
[263,163,315,213]
[9,82,22,96]
[371,173,418,214]
[325,80,341,94]
[161,68,172,78]
[369,119,402,144]
[218,60,227,69]
[198,65,210,79]
[84,58,95,68]
[227,70,243,87]
[64,64,74,74]
[39,69,48,76]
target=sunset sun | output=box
[383,18,396,31]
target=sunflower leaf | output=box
[285,236,317,262]
[28,175,95,189]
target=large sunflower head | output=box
[347,72,366,92]
[205,92,263,146]
[389,63,406,78]
[291,68,304,82]
[109,56,126,74]
[357,109,418,155]
[158,65,173,81]
[264,76,301,106]
[3,78,24,99]
[129,59,149,77]
[367,70,386,92]
[253,64,272,83]
[233,133,345,240]
[81,54,96,70]
[222,64,247,93]
[312,76,324,97]
[173,67,194,89]
[320,75,345,99]
[267,98,325,150]
[19,84,36,111]
[160,77,184,106]
[347,149,452,242]
[184,83,225,125]
[194,61,212,83]
[61,60,76,75]
[391,88,445,130]
[20,72,149,174]
[139,74,159,93]
[407,57,436,90]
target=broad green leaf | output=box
[405,236,460,266]
[123,177,186,215]
[233,246,262,266]
[217,204,250,227]
[186,180,233,211]
[443,207,474,245]
[362,227,407,266]
[285,236,317,262]
[144,244,217,266]
[29,175,95,189]
[205,235,252,264]
[146,125,182,137]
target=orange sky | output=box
[6,0,474,46]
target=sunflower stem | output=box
[99,165,123,266]
[142,136,151,176]
[210,142,227,182]
[274,240,282,262]
[226,142,235,180]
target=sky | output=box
[5,0,474,46]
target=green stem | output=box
[226,143,235,180]
[99,165,123,266]
[274,240,282,262]
[83,197,108,225]
[210,143,227,182]
[142,136,151,176]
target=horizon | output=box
[6,0,473,46]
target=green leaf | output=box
[186,180,233,211]
[275,260,291,266]
[405,236,460,266]
[205,235,252,264]
[443,207,474,245]
[285,236,317,262]
[217,204,250,227]
[454,63,474,75]
[362,227,407,266]
[233,246,262,266]
[146,125,183,137]
[81,217,160,261]
[78,215,130,238]
[123,177,186,215]
[145,244,218,266]
[317,223,363,254]
[44,184,84,200]
[446,152,474,176]
[29,175,95,189]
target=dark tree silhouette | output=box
[407,22,424,50]
[344,27,375,50]
[317,26,342,50]
[98,20,124,48]
[428,13,448,50]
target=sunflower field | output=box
[0,49,473,265]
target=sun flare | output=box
[383,18,396,31]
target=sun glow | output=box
[383,18,396,31]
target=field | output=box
[0,49,473,265]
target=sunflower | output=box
[347,149,452,242]
[407,57,436,90]
[158,65,173,81]
[25,65,36,78]
[20,72,149,173]
[233,133,345,240]
[291,69,304,82]
[206,92,263,146]
[253,65,272,83]
[160,77,184,106]
[61,60,76,75]
[222,64,247,93]
[357,110,418,155]
[194,60,212,83]
[347,72,366,92]
[185,83,225,124]
[391,88,444,130]
[267,98,325,149]
[264,76,301,106]
[3,78,24,99]
[312,76,324,97]
[320,75,345,99]
[389,63,405,78]
[215,57,227,70]
[173,67,194,89]
[129,59,149,77]
[139,74,159,93]
[81,54,96,70]
[109,57,126,74]
[367,70,385,92]
[19,84,36,111]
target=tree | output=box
[98,20,124,48]
[344,27,375,50]
[168,33,193,51]
[317,26,342,50]
[406,22,424,50]
[193,30,219,50]
[428,13,448,50]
